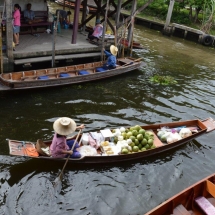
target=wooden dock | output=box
[13,30,101,59]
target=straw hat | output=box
[110,45,118,56]
[53,117,76,136]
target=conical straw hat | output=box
[53,117,76,136]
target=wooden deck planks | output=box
[14,53,101,65]
[13,29,100,59]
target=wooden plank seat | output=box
[19,67,77,80]
[3,62,104,82]
[172,204,191,215]
[9,72,23,81]
[20,11,53,35]
[195,196,215,215]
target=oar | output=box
[122,57,143,67]
[53,129,82,188]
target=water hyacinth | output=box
[149,75,177,85]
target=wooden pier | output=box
[1,0,214,73]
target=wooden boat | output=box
[55,0,97,13]
[0,57,141,91]
[8,118,215,164]
[120,38,145,49]
[85,26,145,49]
[145,172,215,215]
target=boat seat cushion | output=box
[96,67,108,72]
[59,73,70,78]
[38,75,49,80]
[78,70,90,75]
[195,196,215,215]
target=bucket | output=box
[57,22,61,33]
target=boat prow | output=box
[146,172,215,215]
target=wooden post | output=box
[114,26,117,46]
[115,0,122,26]
[80,3,107,27]
[63,0,66,10]
[101,0,109,61]
[0,2,4,73]
[117,0,154,29]
[52,12,59,68]
[81,0,87,32]
[94,0,114,32]
[115,0,122,47]
[130,32,134,57]
[72,0,81,44]
[122,21,127,58]
[164,0,175,30]
[96,0,101,23]
[127,0,136,48]
[5,0,13,71]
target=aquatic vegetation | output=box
[149,75,177,85]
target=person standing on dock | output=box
[13,4,21,46]
[55,9,71,27]
[102,45,118,70]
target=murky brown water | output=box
[0,2,215,215]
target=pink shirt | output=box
[13,9,21,26]
[92,24,103,38]
[50,133,69,158]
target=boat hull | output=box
[146,172,215,215]
[0,58,141,91]
[8,118,214,164]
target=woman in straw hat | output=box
[50,117,85,158]
[102,45,118,70]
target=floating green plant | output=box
[149,75,177,85]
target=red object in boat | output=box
[120,38,144,49]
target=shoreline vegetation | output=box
[120,0,215,35]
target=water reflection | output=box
[1,4,215,214]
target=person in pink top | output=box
[50,117,85,158]
[88,19,103,41]
[13,4,21,46]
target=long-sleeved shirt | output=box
[13,9,20,26]
[92,24,103,38]
[50,132,68,158]
[104,50,116,67]
[24,10,35,21]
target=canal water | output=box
[1,4,215,215]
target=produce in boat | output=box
[112,125,156,154]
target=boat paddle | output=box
[53,129,82,189]
[122,57,143,67]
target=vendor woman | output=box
[50,117,85,158]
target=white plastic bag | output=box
[48,12,54,22]
[78,145,97,156]
[179,128,192,138]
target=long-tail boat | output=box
[8,118,215,164]
[0,57,142,91]
[145,172,215,215]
